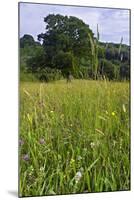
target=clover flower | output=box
[23,154,29,161]
[39,138,45,145]
[19,139,24,146]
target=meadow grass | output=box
[19,79,130,197]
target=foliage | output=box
[120,63,130,80]
[52,51,74,74]
[99,59,119,80]
[38,14,94,71]
[20,72,38,82]
[20,40,44,73]
[37,68,63,82]
[26,46,46,73]
[20,34,41,48]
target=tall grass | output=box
[19,79,130,197]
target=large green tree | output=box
[38,14,94,76]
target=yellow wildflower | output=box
[111,112,115,116]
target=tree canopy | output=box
[37,14,94,74]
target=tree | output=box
[26,46,46,73]
[52,51,74,75]
[38,14,94,76]
[120,63,130,80]
[20,34,39,48]
[99,59,117,80]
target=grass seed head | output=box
[122,104,126,113]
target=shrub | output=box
[20,72,38,82]
[37,68,63,82]
[52,51,74,75]
[99,59,117,80]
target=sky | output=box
[19,2,130,45]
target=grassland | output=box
[19,80,130,197]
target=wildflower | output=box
[77,155,82,161]
[19,139,24,146]
[39,138,45,145]
[90,142,95,149]
[23,154,29,161]
[70,158,75,163]
[50,110,54,113]
[111,111,116,116]
[74,171,82,183]
[29,165,34,172]
[39,167,44,172]
[28,165,34,176]
[70,158,75,166]
[70,124,73,127]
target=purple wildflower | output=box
[19,139,24,146]
[39,138,45,145]
[23,154,29,161]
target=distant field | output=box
[19,80,130,197]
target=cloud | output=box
[19,3,130,45]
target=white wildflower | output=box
[90,142,95,149]
[74,171,82,183]
[77,155,82,161]
[39,167,44,172]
